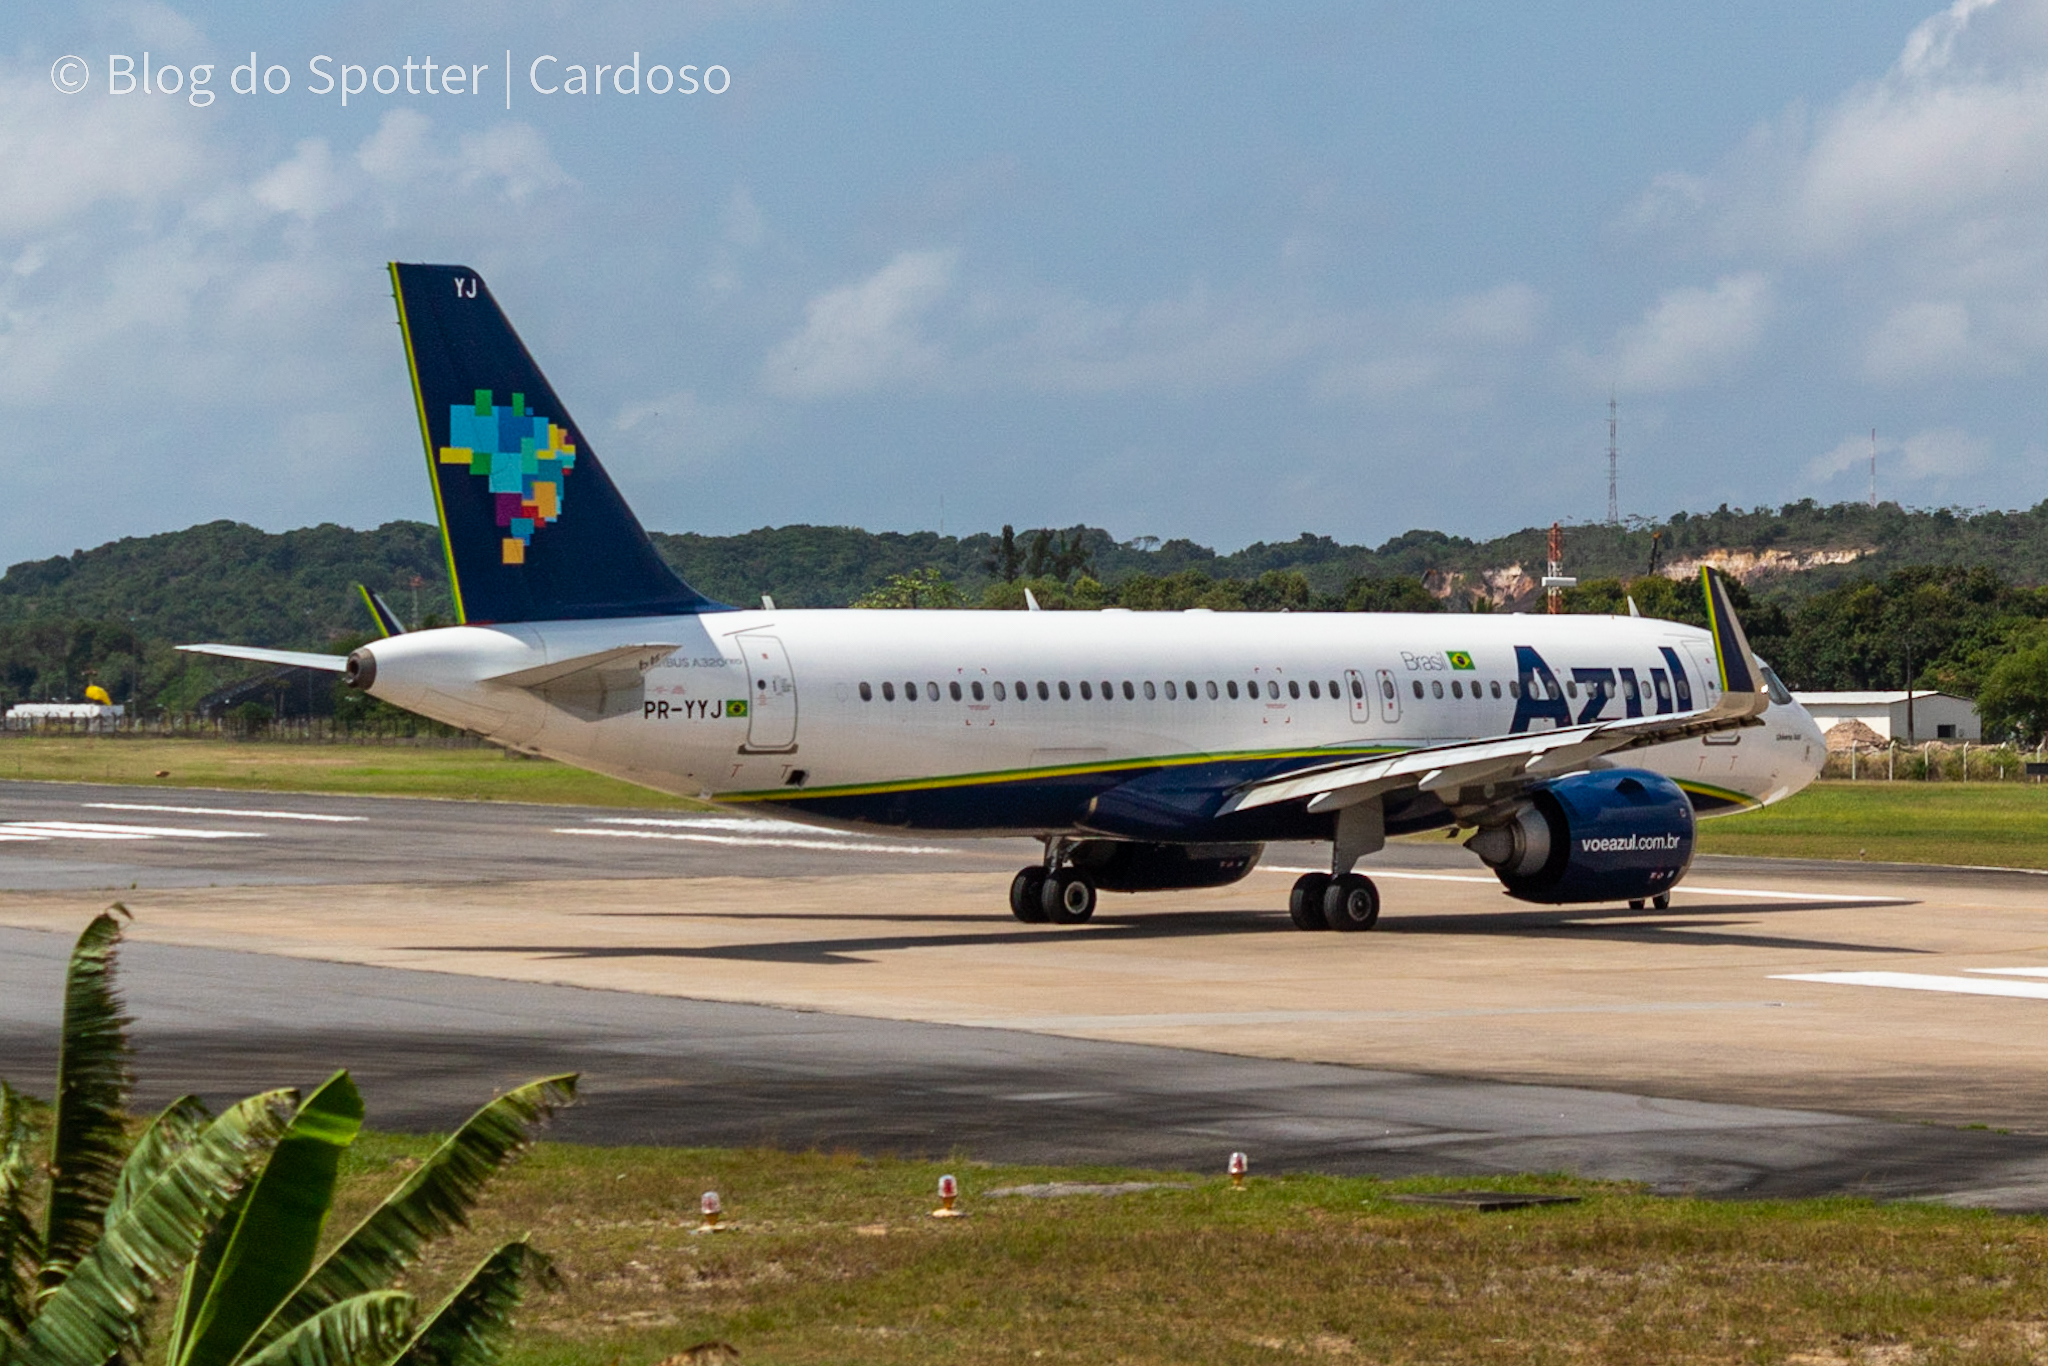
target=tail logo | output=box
[437,388,577,565]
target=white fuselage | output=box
[358,608,1826,835]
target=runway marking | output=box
[1966,968,2048,979]
[83,802,367,823]
[590,815,889,838]
[0,821,263,841]
[1263,865,1908,904]
[1773,971,2048,1001]
[555,828,953,855]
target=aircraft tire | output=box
[1628,899,1646,910]
[1042,870,1097,925]
[1010,868,1050,923]
[1289,873,1331,930]
[1652,892,1671,910]
[1322,874,1380,932]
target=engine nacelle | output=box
[1464,768,1693,905]
[1069,840,1263,893]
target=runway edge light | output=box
[932,1173,964,1218]
[695,1190,725,1233]
[1229,1151,1249,1190]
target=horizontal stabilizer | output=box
[178,644,348,672]
[483,644,681,690]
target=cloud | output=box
[1806,425,1991,488]
[1862,300,1976,379]
[760,249,958,397]
[1596,273,1774,392]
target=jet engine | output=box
[1069,840,1263,892]
[1464,769,1693,905]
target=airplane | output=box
[186,263,1827,931]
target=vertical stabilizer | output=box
[389,262,725,623]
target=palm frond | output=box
[253,1076,573,1351]
[393,1242,554,1366]
[108,1097,210,1229]
[0,1084,40,1338]
[17,1090,294,1366]
[232,1292,413,1366]
[39,910,134,1293]
[172,1073,363,1366]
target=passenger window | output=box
[1163,681,1175,699]
[1036,680,1050,700]
[1431,680,1444,699]
[1288,680,1300,699]
[904,680,918,701]
[1350,678,1364,700]
[949,681,962,701]
[1308,680,1320,699]
[1565,680,1578,699]
[1226,680,1239,699]
[927,681,940,701]
[882,681,896,701]
[1450,679,1462,699]
[1266,681,1279,699]
[1189,679,1201,698]
[1245,680,1257,698]
[1509,680,1521,699]
[1058,681,1072,700]
[993,681,1006,701]
[1381,678,1395,700]
[1124,680,1136,700]
[971,681,984,701]
[1205,680,1218,700]
[859,682,872,701]
[1490,680,1502,699]
[1080,680,1093,700]
[1412,680,1424,699]
[1622,675,1638,702]
[1016,680,1028,700]
[1329,680,1341,699]
[1654,673,1671,702]
[1101,680,1113,699]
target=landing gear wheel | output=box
[1289,873,1331,930]
[1041,870,1097,925]
[1628,898,1646,910]
[1010,867,1050,923]
[1652,892,1671,910]
[1322,873,1380,932]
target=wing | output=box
[1221,568,1767,818]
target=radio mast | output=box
[1869,428,1877,508]
[1606,394,1619,525]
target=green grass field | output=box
[1697,780,2048,868]
[330,1136,2048,1366]
[0,735,698,809]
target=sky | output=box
[4,0,2046,562]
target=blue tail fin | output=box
[357,584,406,637]
[389,262,725,623]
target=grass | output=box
[337,1136,2048,1366]
[0,734,698,809]
[1698,779,2048,869]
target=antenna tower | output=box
[1606,394,1619,525]
[1869,428,1877,508]
[1542,521,1576,613]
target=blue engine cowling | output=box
[1464,768,1694,905]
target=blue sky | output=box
[3,0,2041,561]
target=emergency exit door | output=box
[737,634,798,751]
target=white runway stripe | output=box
[83,802,366,823]
[1967,968,2048,979]
[554,827,951,855]
[2,821,263,840]
[589,815,886,838]
[0,832,50,842]
[1773,971,2048,1001]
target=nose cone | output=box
[1773,698,1828,800]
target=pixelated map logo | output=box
[438,389,576,564]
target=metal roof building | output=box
[1790,691,1981,745]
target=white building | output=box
[1791,691,1980,744]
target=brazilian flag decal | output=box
[727,699,749,718]
[1446,650,1476,670]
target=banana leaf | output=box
[234,1292,412,1366]
[172,1074,363,1366]
[14,1090,294,1366]
[0,1084,38,1338]
[247,1076,572,1352]
[394,1241,554,1366]
[38,911,133,1293]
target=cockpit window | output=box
[1759,662,1793,706]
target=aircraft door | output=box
[1343,669,1373,724]
[737,634,798,751]
[1376,668,1401,724]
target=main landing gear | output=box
[1009,852,1097,926]
[1287,872,1380,932]
[1628,894,1673,910]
